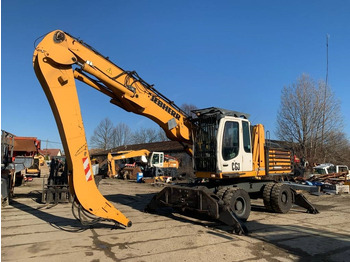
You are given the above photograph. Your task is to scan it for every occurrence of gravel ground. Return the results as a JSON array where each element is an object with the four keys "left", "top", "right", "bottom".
[{"left": 2, "top": 167, "right": 350, "bottom": 262}]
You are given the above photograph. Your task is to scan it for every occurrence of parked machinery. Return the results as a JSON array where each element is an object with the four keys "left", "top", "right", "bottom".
[
  {"left": 26, "top": 156, "right": 41, "bottom": 177},
  {"left": 33, "top": 30, "right": 318, "bottom": 233},
  {"left": 108, "top": 149, "right": 179, "bottom": 179},
  {"left": 1, "top": 130, "right": 35, "bottom": 205}
]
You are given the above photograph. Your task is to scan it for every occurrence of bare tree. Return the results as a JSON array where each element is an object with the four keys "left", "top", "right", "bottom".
[
  {"left": 276, "top": 74, "right": 345, "bottom": 165},
  {"left": 111, "top": 122, "right": 132, "bottom": 147},
  {"left": 90, "top": 118, "right": 115, "bottom": 150},
  {"left": 157, "top": 128, "right": 170, "bottom": 142},
  {"left": 130, "top": 127, "right": 170, "bottom": 144},
  {"left": 90, "top": 118, "right": 171, "bottom": 148},
  {"left": 323, "top": 130, "right": 350, "bottom": 166},
  {"left": 181, "top": 103, "right": 198, "bottom": 118},
  {"left": 131, "top": 127, "right": 159, "bottom": 144}
]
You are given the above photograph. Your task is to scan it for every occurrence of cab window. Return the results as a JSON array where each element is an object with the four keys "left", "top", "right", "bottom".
[
  {"left": 152, "top": 154, "right": 160, "bottom": 164},
  {"left": 328, "top": 166, "right": 336, "bottom": 173},
  {"left": 242, "top": 121, "right": 251, "bottom": 153},
  {"left": 222, "top": 121, "right": 239, "bottom": 161}
]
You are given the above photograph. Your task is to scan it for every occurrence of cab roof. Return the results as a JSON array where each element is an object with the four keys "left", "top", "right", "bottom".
[{"left": 192, "top": 107, "right": 250, "bottom": 119}]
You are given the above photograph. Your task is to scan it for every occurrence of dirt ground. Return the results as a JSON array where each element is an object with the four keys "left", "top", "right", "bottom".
[{"left": 1, "top": 167, "right": 350, "bottom": 262}]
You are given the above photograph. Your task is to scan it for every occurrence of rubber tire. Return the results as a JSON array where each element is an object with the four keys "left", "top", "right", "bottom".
[
  {"left": 263, "top": 183, "right": 275, "bottom": 212},
  {"left": 222, "top": 188, "right": 251, "bottom": 221},
  {"left": 270, "top": 183, "right": 292, "bottom": 213},
  {"left": 216, "top": 187, "right": 228, "bottom": 200}
]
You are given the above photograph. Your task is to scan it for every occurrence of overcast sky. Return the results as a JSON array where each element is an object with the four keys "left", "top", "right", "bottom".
[{"left": 2, "top": 0, "right": 350, "bottom": 150}]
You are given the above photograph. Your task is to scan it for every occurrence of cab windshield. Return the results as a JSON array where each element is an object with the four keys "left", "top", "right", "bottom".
[{"left": 313, "top": 168, "right": 326, "bottom": 175}]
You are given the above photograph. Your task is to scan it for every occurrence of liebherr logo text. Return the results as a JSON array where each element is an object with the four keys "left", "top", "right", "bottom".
[{"left": 151, "top": 96, "right": 181, "bottom": 120}]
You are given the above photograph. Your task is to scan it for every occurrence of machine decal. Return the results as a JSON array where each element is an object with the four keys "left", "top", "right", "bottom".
[
  {"left": 151, "top": 95, "right": 181, "bottom": 120},
  {"left": 82, "top": 157, "right": 93, "bottom": 182},
  {"left": 232, "top": 162, "right": 240, "bottom": 171}
]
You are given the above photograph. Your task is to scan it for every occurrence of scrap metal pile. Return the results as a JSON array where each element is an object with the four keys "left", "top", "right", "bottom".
[
  {"left": 291, "top": 166, "right": 350, "bottom": 195},
  {"left": 304, "top": 171, "right": 349, "bottom": 184}
]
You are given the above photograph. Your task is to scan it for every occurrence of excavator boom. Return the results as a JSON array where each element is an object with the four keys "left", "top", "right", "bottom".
[{"left": 34, "top": 30, "right": 192, "bottom": 143}]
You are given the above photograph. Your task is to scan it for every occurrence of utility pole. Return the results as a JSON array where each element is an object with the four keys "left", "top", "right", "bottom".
[
  {"left": 321, "top": 34, "right": 329, "bottom": 162},
  {"left": 326, "top": 33, "right": 329, "bottom": 86}
]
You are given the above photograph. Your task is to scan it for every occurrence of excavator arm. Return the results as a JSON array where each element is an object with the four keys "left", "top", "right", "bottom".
[
  {"left": 34, "top": 30, "right": 192, "bottom": 143},
  {"left": 33, "top": 30, "right": 191, "bottom": 227}
]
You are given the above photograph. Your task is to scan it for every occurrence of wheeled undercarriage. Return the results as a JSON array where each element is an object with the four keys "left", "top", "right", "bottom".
[{"left": 146, "top": 179, "right": 319, "bottom": 235}]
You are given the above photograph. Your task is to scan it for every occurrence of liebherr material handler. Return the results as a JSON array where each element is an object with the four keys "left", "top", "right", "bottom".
[
  {"left": 33, "top": 30, "right": 318, "bottom": 234},
  {"left": 108, "top": 150, "right": 179, "bottom": 178}
]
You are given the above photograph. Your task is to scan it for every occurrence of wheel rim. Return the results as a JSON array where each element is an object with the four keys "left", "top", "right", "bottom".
[
  {"left": 234, "top": 197, "right": 246, "bottom": 215},
  {"left": 281, "top": 192, "right": 288, "bottom": 204}
]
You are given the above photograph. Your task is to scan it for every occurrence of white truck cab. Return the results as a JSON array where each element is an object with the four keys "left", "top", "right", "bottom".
[{"left": 313, "top": 163, "right": 349, "bottom": 178}]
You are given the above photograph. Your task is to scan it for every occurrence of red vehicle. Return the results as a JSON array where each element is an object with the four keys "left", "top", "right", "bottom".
[{"left": 1, "top": 131, "right": 41, "bottom": 205}]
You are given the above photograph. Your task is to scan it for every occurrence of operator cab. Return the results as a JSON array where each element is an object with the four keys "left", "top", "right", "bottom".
[
  {"left": 149, "top": 152, "right": 164, "bottom": 168},
  {"left": 192, "top": 107, "right": 253, "bottom": 178}
]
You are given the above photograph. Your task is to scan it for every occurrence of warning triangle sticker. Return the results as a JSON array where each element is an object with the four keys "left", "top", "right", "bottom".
[{"left": 106, "top": 68, "right": 112, "bottom": 75}]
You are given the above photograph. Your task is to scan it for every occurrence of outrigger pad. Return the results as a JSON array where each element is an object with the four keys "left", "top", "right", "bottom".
[
  {"left": 291, "top": 189, "right": 319, "bottom": 214},
  {"left": 218, "top": 208, "right": 248, "bottom": 235}
]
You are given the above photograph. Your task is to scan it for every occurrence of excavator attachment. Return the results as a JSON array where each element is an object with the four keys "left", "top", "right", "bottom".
[{"left": 33, "top": 30, "right": 131, "bottom": 228}]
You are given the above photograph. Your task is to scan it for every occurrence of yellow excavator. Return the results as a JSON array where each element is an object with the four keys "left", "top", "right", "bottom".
[
  {"left": 107, "top": 149, "right": 179, "bottom": 179},
  {"left": 33, "top": 30, "right": 318, "bottom": 234}
]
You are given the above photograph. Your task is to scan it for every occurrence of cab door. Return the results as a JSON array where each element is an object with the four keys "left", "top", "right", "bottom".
[
  {"left": 241, "top": 120, "right": 253, "bottom": 171},
  {"left": 217, "top": 118, "right": 252, "bottom": 173}
]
